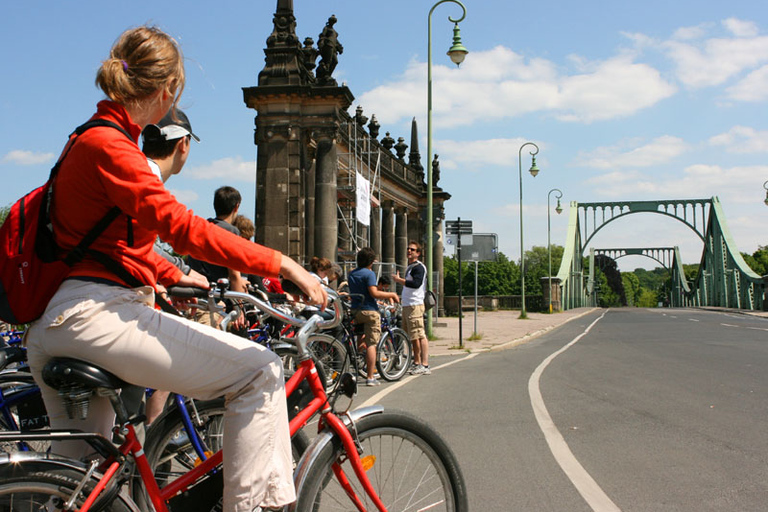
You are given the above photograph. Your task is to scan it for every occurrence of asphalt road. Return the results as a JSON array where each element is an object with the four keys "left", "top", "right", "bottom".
[{"left": 353, "top": 308, "right": 768, "bottom": 511}]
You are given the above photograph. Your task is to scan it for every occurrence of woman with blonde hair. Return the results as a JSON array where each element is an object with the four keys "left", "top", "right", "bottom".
[{"left": 25, "top": 26, "right": 323, "bottom": 512}]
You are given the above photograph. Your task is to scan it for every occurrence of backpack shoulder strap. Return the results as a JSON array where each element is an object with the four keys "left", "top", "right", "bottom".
[{"left": 56, "top": 120, "right": 133, "bottom": 265}]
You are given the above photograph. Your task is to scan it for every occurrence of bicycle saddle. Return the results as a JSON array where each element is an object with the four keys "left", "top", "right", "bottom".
[{"left": 42, "top": 357, "right": 128, "bottom": 391}]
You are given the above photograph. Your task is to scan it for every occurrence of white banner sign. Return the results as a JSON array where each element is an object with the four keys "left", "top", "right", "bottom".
[{"left": 356, "top": 172, "right": 371, "bottom": 226}]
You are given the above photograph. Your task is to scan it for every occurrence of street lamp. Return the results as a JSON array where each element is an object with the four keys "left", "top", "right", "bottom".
[
  {"left": 763, "top": 180, "right": 768, "bottom": 206},
  {"left": 547, "top": 188, "right": 563, "bottom": 314},
  {"left": 427, "top": 0, "right": 467, "bottom": 335},
  {"left": 518, "top": 142, "right": 540, "bottom": 319}
]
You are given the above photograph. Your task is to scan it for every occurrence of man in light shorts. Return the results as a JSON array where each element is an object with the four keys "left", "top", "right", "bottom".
[{"left": 394, "top": 241, "right": 430, "bottom": 375}]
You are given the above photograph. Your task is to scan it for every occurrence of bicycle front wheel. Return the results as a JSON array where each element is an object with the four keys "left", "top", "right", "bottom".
[
  {"left": 306, "top": 333, "right": 348, "bottom": 392},
  {"left": 295, "top": 410, "right": 468, "bottom": 511},
  {"left": 376, "top": 328, "right": 412, "bottom": 381}
]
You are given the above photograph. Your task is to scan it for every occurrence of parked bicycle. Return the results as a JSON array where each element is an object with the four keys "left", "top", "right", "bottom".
[{"left": 0, "top": 286, "right": 467, "bottom": 511}]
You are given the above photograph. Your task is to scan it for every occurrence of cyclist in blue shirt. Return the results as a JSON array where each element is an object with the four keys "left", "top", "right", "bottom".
[{"left": 347, "top": 247, "right": 399, "bottom": 386}]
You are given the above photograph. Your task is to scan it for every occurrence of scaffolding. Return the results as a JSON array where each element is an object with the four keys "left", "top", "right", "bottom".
[{"left": 336, "top": 117, "right": 383, "bottom": 260}]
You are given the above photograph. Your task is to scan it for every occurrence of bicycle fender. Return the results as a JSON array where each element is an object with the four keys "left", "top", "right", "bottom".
[
  {"left": 0, "top": 451, "right": 141, "bottom": 512},
  {"left": 290, "top": 405, "right": 384, "bottom": 510}
]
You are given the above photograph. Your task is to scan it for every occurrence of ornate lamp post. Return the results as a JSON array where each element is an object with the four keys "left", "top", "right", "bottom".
[
  {"left": 427, "top": 0, "right": 467, "bottom": 335},
  {"left": 518, "top": 142, "right": 540, "bottom": 319},
  {"left": 763, "top": 180, "right": 768, "bottom": 206},
  {"left": 547, "top": 188, "right": 563, "bottom": 314}
]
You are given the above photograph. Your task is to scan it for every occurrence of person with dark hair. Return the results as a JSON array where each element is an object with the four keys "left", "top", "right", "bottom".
[
  {"left": 347, "top": 247, "right": 399, "bottom": 386},
  {"left": 23, "top": 25, "right": 325, "bottom": 512},
  {"left": 188, "top": 186, "right": 249, "bottom": 293},
  {"left": 394, "top": 240, "right": 430, "bottom": 375}
]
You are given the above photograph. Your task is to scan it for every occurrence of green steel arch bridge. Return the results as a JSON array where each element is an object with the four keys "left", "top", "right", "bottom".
[{"left": 556, "top": 198, "right": 765, "bottom": 311}]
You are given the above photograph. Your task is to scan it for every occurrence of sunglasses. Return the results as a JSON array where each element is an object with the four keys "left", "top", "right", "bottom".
[{"left": 407, "top": 247, "right": 418, "bottom": 252}]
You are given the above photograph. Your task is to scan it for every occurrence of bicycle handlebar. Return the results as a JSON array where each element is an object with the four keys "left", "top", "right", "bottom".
[{"left": 166, "top": 283, "right": 343, "bottom": 354}]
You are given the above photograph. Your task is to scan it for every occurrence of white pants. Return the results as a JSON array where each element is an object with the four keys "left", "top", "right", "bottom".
[{"left": 26, "top": 280, "right": 295, "bottom": 511}]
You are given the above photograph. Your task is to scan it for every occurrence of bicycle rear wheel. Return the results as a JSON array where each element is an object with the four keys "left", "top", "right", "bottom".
[
  {"left": 137, "top": 397, "right": 310, "bottom": 509},
  {"left": 294, "top": 410, "right": 468, "bottom": 511},
  {"left": 0, "top": 459, "right": 134, "bottom": 511},
  {"left": 376, "top": 328, "right": 412, "bottom": 381},
  {"left": 0, "top": 372, "right": 50, "bottom": 453}
]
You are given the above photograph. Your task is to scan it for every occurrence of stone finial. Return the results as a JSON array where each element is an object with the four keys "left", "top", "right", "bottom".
[
  {"left": 355, "top": 105, "right": 368, "bottom": 127},
  {"left": 368, "top": 115, "right": 380, "bottom": 138},
  {"left": 381, "top": 132, "right": 395, "bottom": 151},
  {"left": 394, "top": 137, "right": 408, "bottom": 160},
  {"left": 300, "top": 37, "right": 319, "bottom": 78},
  {"left": 408, "top": 117, "right": 423, "bottom": 173}
]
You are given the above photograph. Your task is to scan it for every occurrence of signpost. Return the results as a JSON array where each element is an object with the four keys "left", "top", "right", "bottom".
[{"left": 445, "top": 219, "right": 472, "bottom": 347}]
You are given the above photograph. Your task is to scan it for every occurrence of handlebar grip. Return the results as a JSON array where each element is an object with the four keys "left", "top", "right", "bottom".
[{"left": 166, "top": 286, "right": 209, "bottom": 299}]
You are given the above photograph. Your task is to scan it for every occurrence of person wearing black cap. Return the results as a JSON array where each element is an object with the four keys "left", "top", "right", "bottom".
[
  {"left": 142, "top": 108, "right": 202, "bottom": 278},
  {"left": 142, "top": 107, "right": 199, "bottom": 183}
]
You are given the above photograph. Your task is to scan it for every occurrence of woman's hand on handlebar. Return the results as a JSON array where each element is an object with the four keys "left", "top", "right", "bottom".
[
  {"left": 175, "top": 269, "right": 210, "bottom": 290},
  {"left": 279, "top": 255, "right": 328, "bottom": 309}
]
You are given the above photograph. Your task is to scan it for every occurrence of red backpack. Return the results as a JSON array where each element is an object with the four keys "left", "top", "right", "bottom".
[{"left": 0, "top": 120, "right": 131, "bottom": 325}]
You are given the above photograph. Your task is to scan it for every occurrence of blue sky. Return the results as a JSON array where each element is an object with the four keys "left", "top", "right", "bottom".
[{"left": 2, "top": 1, "right": 767, "bottom": 272}]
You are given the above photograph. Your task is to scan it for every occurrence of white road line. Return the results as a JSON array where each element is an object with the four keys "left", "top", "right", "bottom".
[
  {"left": 689, "top": 318, "right": 700, "bottom": 322},
  {"left": 528, "top": 309, "right": 621, "bottom": 512},
  {"left": 360, "top": 353, "right": 480, "bottom": 408},
  {"left": 721, "top": 323, "right": 739, "bottom": 328}
]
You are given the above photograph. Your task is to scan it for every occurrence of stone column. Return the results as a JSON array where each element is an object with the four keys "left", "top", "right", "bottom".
[
  {"left": 314, "top": 134, "right": 338, "bottom": 261},
  {"left": 395, "top": 208, "right": 408, "bottom": 275},
  {"left": 370, "top": 206, "right": 381, "bottom": 260},
  {"left": 304, "top": 153, "right": 316, "bottom": 265},
  {"left": 381, "top": 201, "right": 395, "bottom": 269}
]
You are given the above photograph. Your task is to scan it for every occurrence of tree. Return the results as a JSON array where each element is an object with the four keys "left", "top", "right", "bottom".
[
  {"left": 443, "top": 252, "right": 519, "bottom": 296},
  {"left": 742, "top": 245, "right": 768, "bottom": 276}
]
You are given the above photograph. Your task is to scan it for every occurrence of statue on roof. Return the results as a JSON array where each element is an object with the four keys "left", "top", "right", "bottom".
[{"left": 316, "top": 15, "right": 343, "bottom": 86}]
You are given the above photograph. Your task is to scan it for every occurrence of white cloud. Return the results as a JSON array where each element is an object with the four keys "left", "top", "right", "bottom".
[
  {"left": 574, "top": 136, "right": 690, "bottom": 169},
  {"left": 356, "top": 46, "right": 675, "bottom": 127},
  {"left": 167, "top": 189, "right": 199, "bottom": 205},
  {"left": 662, "top": 31, "right": 768, "bottom": 88},
  {"left": 184, "top": 156, "right": 256, "bottom": 181},
  {"left": 432, "top": 137, "right": 538, "bottom": 171},
  {"left": 585, "top": 164, "right": 768, "bottom": 205},
  {"left": 671, "top": 24, "right": 711, "bottom": 41},
  {"left": 709, "top": 126, "right": 768, "bottom": 153},
  {"left": 726, "top": 65, "right": 768, "bottom": 101},
  {"left": 723, "top": 18, "right": 759, "bottom": 38},
  {"left": 1, "top": 150, "right": 55, "bottom": 166}
]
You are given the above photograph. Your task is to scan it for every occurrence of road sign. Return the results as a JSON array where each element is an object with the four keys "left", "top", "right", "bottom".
[
  {"left": 445, "top": 234, "right": 473, "bottom": 247},
  {"left": 461, "top": 233, "right": 498, "bottom": 262},
  {"left": 445, "top": 219, "right": 473, "bottom": 235}
]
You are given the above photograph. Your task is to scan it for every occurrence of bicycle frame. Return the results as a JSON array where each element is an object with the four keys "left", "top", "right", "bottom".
[{"left": 0, "top": 288, "right": 391, "bottom": 511}]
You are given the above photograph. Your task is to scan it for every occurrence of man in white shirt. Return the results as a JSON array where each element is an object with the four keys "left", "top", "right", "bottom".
[{"left": 393, "top": 241, "right": 430, "bottom": 375}]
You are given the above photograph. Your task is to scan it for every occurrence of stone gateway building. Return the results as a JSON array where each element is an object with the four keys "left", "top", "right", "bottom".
[{"left": 242, "top": 0, "right": 450, "bottom": 307}]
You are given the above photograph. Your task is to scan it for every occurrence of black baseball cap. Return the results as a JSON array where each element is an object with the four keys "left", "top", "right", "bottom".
[{"left": 144, "top": 108, "right": 200, "bottom": 143}]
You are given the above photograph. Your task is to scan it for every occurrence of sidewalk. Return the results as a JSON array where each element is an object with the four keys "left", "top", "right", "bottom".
[{"left": 428, "top": 307, "right": 598, "bottom": 357}]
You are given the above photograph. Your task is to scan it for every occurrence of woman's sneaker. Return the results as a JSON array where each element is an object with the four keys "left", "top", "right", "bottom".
[
  {"left": 366, "top": 378, "right": 381, "bottom": 386},
  {"left": 408, "top": 364, "right": 422, "bottom": 375},
  {"left": 412, "top": 365, "right": 431, "bottom": 375}
]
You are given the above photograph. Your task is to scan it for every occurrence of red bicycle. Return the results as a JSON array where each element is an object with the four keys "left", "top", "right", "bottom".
[{"left": 0, "top": 287, "right": 467, "bottom": 511}]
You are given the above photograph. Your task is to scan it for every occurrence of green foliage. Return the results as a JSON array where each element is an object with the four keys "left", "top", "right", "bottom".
[
  {"left": 0, "top": 205, "right": 9, "bottom": 226},
  {"left": 444, "top": 252, "right": 520, "bottom": 296},
  {"left": 742, "top": 245, "right": 768, "bottom": 276}
]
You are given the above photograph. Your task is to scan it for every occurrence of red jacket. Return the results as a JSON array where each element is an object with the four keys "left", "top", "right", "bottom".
[{"left": 53, "top": 101, "right": 281, "bottom": 289}]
